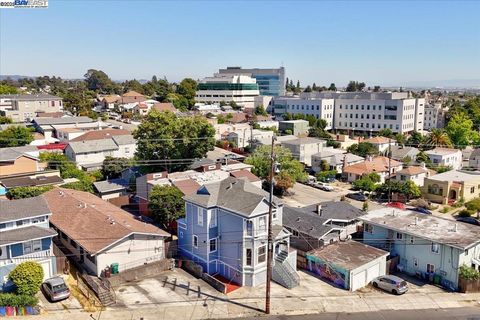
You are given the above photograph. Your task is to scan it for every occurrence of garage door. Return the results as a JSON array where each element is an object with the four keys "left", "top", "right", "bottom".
[
  {"left": 39, "top": 260, "right": 52, "bottom": 280},
  {"left": 350, "top": 270, "right": 366, "bottom": 291},
  {"left": 366, "top": 263, "right": 380, "bottom": 284}
]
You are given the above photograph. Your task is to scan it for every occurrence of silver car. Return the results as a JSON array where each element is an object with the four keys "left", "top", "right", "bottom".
[
  {"left": 371, "top": 275, "right": 408, "bottom": 295},
  {"left": 42, "top": 277, "right": 70, "bottom": 302}
]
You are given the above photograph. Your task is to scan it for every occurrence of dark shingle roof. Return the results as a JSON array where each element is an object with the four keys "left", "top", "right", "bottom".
[
  {"left": 283, "top": 201, "right": 365, "bottom": 239},
  {"left": 0, "top": 196, "right": 51, "bottom": 223},
  {"left": 184, "top": 177, "right": 280, "bottom": 217},
  {"left": 0, "top": 175, "right": 64, "bottom": 188},
  {"left": 33, "top": 116, "right": 94, "bottom": 126},
  {"left": 0, "top": 226, "right": 57, "bottom": 246}
]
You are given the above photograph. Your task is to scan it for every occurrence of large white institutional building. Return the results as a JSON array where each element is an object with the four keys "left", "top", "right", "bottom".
[{"left": 271, "top": 92, "right": 425, "bottom": 134}]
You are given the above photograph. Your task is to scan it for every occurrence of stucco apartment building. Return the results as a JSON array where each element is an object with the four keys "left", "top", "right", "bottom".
[
  {"left": 362, "top": 208, "right": 480, "bottom": 291},
  {"left": 425, "top": 148, "right": 463, "bottom": 170},
  {"left": 281, "top": 137, "right": 327, "bottom": 166},
  {"left": 43, "top": 188, "right": 170, "bottom": 276},
  {"left": 423, "top": 170, "right": 480, "bottom": 204},
  {"left": 0, "top": 94, "right": 63, "bottom": 122}
]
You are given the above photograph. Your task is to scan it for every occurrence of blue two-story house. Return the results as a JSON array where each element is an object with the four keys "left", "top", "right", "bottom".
[
  {"left": 0, "top": 196, "right": 57, "bottom": 290},
  {"left": 177, "top": 177, "right": 299, "bottom": 288},
  {"left": 361, "top": 208, "right": 480, "bottom": 291}
]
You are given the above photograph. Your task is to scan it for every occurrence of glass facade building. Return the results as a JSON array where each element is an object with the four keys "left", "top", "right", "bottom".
[{"left": 218, "top": 67, "right": 285, "bottom": 96}]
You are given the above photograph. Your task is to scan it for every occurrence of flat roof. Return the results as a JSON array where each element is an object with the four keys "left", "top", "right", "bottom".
[
  {"left": 307, "top": 241, "right": 388, "bottom": 271},
  {"left": 428, "top": 170, "right": 480, "bottom": 182},
  {"left": 360, "top": 208, "right": 480, "bottom": 250}
]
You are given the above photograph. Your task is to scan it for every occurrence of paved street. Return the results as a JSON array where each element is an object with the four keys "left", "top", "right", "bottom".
[{"left": 239, "top": 307, "right": 480, "bottom": 320}]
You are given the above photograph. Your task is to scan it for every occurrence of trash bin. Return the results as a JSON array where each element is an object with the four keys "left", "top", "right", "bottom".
[
  {"left": 104, "top": 267, "right": 111, "bottom": 278},
  {"left": 434, "top": 274, "right": 442, "bottom": 285},
  {"left": 111, "top": 263, "right": 119, "bottom": 274}
]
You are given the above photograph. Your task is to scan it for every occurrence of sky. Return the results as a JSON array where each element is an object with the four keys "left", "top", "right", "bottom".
[{"left": 0, "top": 0, "right": 479, "bottom": 87}]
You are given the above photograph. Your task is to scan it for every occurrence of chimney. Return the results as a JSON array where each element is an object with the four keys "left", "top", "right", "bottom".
[
  {"left": 454, "top": 223, "right": 458, "bottom": 232},
  {"left": 317, "top": 204, "right": 322, "bottom": 215}
]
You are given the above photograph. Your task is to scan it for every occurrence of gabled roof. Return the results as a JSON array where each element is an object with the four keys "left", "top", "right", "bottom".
[
  {"left": 0, "top": 196, "right": 51, "bottom": 223},
  {"left": 152, "top": 103, "right": 177, "bottom": 113},
  {"left": 283, "top": 202, "right": 365, "bottom": 239},
  {"left": 67, "top": 139, "right": 118, "bottom": 154},
  {"left": 396, "top": 166, "right": 429, "bottom": 176},
  {"left": 364, "top": 136, "right": 392, "bottom": 144},
  {"left": 184, "top": 177, "right": 280, "bottom": 217},
  {"left": 0, "top": 226, "right": 57, "bottom": 247},
  {"left": 425, "top": 147, "right": 461, "bottom": 156},
  {"left": 111, "top": 134, "right": 136, "bottom": 146},
  {"left": 122, "top": 91, "right": 145, "bottom": 97},
  {"left": 43, "top": 188, "right": 170, "bottom": 255},
  {"left": 71, "top": 129, "right": 130, "bottom": 142},
  {"left": 343, "top": 156, "right": 402, "bottom": 176},
  {"left": 390, "top": 146, "right": 420, "bottom": 161},
  {"left": 0, "top": 146, "right": 39, "bottom": 162}
]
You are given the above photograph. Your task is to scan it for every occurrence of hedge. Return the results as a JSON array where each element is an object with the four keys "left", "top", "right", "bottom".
[{"left": 0, "top": 294, "right": 38, "bottom": 307}]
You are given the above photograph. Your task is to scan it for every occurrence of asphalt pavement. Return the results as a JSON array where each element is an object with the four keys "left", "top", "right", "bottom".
[{"left": 238, "top": 307, "right": 480, "bottom": 320}]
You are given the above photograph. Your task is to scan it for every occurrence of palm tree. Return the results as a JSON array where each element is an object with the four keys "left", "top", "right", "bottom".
[{"left": 425, "top": 129, "right": 453, "bottom": 148}]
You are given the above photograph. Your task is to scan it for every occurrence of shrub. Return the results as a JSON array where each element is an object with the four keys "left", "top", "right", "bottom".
[
  {"left": 459, "top": 264, "right": 480, "bottom": 280},
  {"left": 0, "top": 294, "right": 38, "bottom": 307},
  {"left": 458, "top": 209, "right": 474, "bottom": 217},
  {"left": 9, "top": 262, "right": 44, "bottom": 296},
  {"left": 440, "top": 206, "right": 452, "bottom": 213}
]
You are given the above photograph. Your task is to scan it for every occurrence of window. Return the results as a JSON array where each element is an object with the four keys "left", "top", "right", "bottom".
[
  {"left": 23, "top": 240, "right": 42, "bottom": 254},
  {"left": 413, "top": 258, "right": 418, "bottom": 267},
  {"left": 209, "top": 210, "right": 217, "bottom": 228},
  {"left": 246, "top": 220, "right": 253, "bottom": 236},
  {"left": 70, "top": 239, "right": 77, "bottom": 248},
  {"left": 209, "top": 238, "right": 217, "bottom": 252},
  {"left": 193, "top": 235, "right": 198, "bottom": 248},
  {"left": 427, "top": 263, "right": 435, "bottom": 273},
  {"left": 197, "top": 209, "right": 203, "bottom": 226},
  {"left": 396, "top": 232, "right": 403, "bottom": 240},
  {"left": 471, "top": 187, "right": 475, "bottom": 194},
  {"left": 431, "top": 243, "right": 439, "bottom": 254},
  {"left": 32, "top": 216, "right": 46, "bottom": 224},
  {"left": 410, "top": 236, "right": 414, "bottom": 244},
  {"left": 258, "top": 245, "right": 266, "bottom": 264},
  {"left": 292, "top": 229, "right": 299, "bottom": 237},
  {"left": 259, "top": 216, "right": 267, "bottom": 233},
  {"left": 365, "top": 224, "right": 374, "bottom": 234},
  {"left": 246, "top": 248, "right": 252, "bottom": 266}
]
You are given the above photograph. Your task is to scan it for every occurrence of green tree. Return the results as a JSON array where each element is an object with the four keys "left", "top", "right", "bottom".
[
  {"left": 0, "top": 84, "right": 18, "bottom": 94},
  {"left": 245, "top": 145, "right": 307, "bottom": 183},
  {"left": 0, "top": 116, "right": 12, "bottom": 124},
  {"left": 401, "top": 180, "right": 421, "bottom": 200},
  {"left": 346, "top": 81, "right": 366, "bottom": 92},
  {"left": 9, "top": 261, "right": 44, "bottom": 295},
  {"left": 176, "top": 78, "right": 197, "bottom": 107},
  {"left": 328, "top": 83, "right": 336, "bottom": 91},
  {"left": 7, "top": 186, "right": 54, "bottom": 199},
  {"left": 102, "top": 156, "right": 133, "bottom": 179},
  {"left": 352, "top": 173, "right": 380, "bottom": 193},
  {"left": 425, "top": 128, "right": 453, "bottom": 148},
  {"left": 84, "top": 69, "right": 118, "bottom": 93},
  {"left": 445, "top": 112, "right": 478, "bottom": 149},
  {"left": 415, "top": 151, "right": 430, "bottom": 164},
  {"left": 362, "top": 201, "right": 369, "bottom": 212},
  {"left": 378, "top": 128, "right": 394, "bottom": 138},
  {"left": 406, "top": 131, "right": 424, "bottom": 147},
  {"left": 395, "top": 133, "right": 406, "bottom": 146},
  {"left": 347, "top": 142, "right": 378, "bottom": 157},
  {"left": 0, "top": 126, "right": 33, "bottom": 147},
  {"left": 303, "top": 85, "right": 312, "bottom": 93},
  {"left": 466, "top": 198, "right": 480, "bottom": 217},
  {"left": 254, "top": 105, "right": 268, "bottom": 116},
  {"left": 123, "top": 79, "right": 145, "bottom": 94},
  {"left": 148, "top": 185, "right": 184, "bottom": 229},
  {"left": 134, "top": 110, "right": 215, "bottom": 172},
  {"left": 373, "top": 86, "right": 381, "bottom": 92}
]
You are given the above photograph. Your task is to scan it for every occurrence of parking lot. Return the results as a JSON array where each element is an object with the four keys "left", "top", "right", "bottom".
[{"left": 283, "top": 182, "right": 384, "bottom": 211}]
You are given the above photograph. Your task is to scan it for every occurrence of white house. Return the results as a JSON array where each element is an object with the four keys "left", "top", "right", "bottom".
[
  {"left": 311, "top": 148, "right": 364, "bottom": 173},
  {"left": 363, "top": 136, "right": 396, "bottom": 154},
  {"left": 43, "top": 188, "right": 171, "bottom": 277},
  {"left": 469, "top": 149, "right": 480, "bottom": 170},
  {"left": 65, "top": 134, "right": 136, "bottom": 171},
  {"left": 281, "top": 137, "right": 327, "bottom": 166},
  {"left": 395, "top": 165, "right": 434, "bottom": 187},
  {"left": 227, "top": 129, "right": 274, "bottom": 149},
  {"left": 425, "top": 148, "right": 462, "bottom": 170}
]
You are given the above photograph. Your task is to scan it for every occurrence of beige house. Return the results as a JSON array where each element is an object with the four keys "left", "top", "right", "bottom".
[
  {"left": 43, "top": 188, "right": 170, "bottom": 277},
  {"left": 395, "top": 165, "right": 435, "bottom": 187},
  {"left": 0, "top": 146, "right": 46, "bottom": 177},
  {"left": 0, "top": 94, "right": 63, "bottom": 122},
  {"left": 281, "top": 137, "right": 328, "bottom": 166},
  {"left": 343, "top": 156, "right": 403, "bottom": 183},
  {"left": 423, "top": 170, "right": 480, "bottom": 204}
]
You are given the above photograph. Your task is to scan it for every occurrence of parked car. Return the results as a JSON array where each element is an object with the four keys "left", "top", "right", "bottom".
[
  {"left": 313, "top": 182, "right": 334, "bottom": 191},
  {"left": 345, "top": 192, "right": 368, "bottom": 202},
  {"left": 371, "top": 275, "right": 408, "bottom": 295},
  {"left": 42, "top": 277, "right": 70, "bottom": 302},
  {"left": 456, "top": 216, "right": 480, "bottom": 226},
  {"left": 411, "top": 207, "right": 432, "bottom": 215},
  {"left": 387, "top": 202, "right": 406, "bottom": 210}
]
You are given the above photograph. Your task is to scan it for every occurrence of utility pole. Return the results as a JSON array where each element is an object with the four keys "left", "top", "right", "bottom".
[
  {"left": 387, "top": 137, "right": 392, "bottom": 203},
  {"left": 265, "top": 135, "right": 275, "bottom": 314}
]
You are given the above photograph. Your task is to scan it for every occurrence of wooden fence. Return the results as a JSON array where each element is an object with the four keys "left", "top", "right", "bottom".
[{"left": 459, "top": 278, "right": 480, "bottom": 293}]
